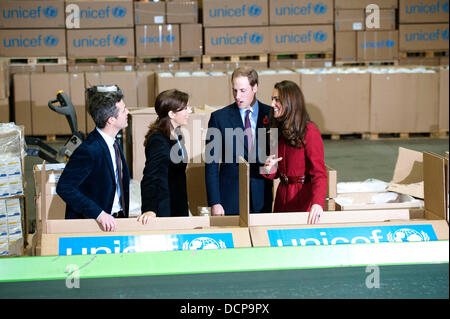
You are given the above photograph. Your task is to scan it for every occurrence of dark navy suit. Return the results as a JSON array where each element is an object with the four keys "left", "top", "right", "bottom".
[
  {"left": 205, "top": 101, "right": 273, "bottom": 215},
  {"left": 56, "top": 129, "right": 130, "bottom": 219}
]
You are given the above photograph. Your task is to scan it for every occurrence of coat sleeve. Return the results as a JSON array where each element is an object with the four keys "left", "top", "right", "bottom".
[
  {"left": 204, "top": 112, "right": 221, "bottom": 207},
  {"left": 304, "top": 123, "right": 327, "bottom": 209},
  {"left": 140, "top": 135, "right": 171, "bottom": 216},
  {"left": 56, "top": 144, "right": 103, "bottom": 219}
]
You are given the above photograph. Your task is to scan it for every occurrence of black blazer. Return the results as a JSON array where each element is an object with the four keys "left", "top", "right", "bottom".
[
  {"left": 140, "top": 132, "right": 189, "bottom": 217},
  {"left": 56, "top": 129, "right": 130, "bottom": 219},
  {"left": 204, "top": 101, "right": 273, "bottom": 215}
]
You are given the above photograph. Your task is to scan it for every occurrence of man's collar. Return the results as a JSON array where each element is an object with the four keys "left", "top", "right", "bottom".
[{"left": 96, "top": 127, "right": 115, "bottom": 146}]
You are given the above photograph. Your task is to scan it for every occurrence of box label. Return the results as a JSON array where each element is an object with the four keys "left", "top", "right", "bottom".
[
  {"left": 270, "top": 25, "right": 333, "bottom": 53},
  {"left": 203, "top": 0, "right": 268, "bottom": 26},
  {"left": 0, "top": 29, "right": 66, "bottom": 57},
  {"left": 0, "top": 1, "right": 64, "bottom": 28},
  {"left": 400, "top": 0, "right": 449, "bottom": 23},
  {"left": 403, "top": 25, "right": 449, "bottom": 44},
  {"left": 267, "top": 224, "right": 438, "bottom": 247},
  {"left": 205, "top": 27, "right": 269, "bottom": 54},
  {"left": 59, "top": 233, "right": 235, "bottom": 255}
]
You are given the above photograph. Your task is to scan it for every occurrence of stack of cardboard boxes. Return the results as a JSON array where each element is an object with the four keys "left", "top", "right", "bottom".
[
  {"left": 335, "top": 0, "right": 398, "bottom": 64},
  {"left": 0, "top": 60, "right": 9, "bottom": 123},
  {"left": 135, "top": 0, "right": 202, "bottom": 71},
  {"left": 398, "top": 0, "right": 449, "bottom": 66},
  {"left": 268, "top": 0, "right": 334, "bottom": 68}
]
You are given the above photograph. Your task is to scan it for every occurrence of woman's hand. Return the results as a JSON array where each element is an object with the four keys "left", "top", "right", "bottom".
[
  {"left": 307, "top": 204, "right": 323, "bottom": 224},
  {"left": 137, "top": 211, "right": 157, "bottom": 225},
  {"left": 262, "top": 155, "right": 282, "bottom": 175}
]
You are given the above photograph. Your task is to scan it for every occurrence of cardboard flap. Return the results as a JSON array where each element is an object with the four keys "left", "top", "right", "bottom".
[
  {"left": 423, "top": 152, "right": 446, "bottom": 220},
  {"left": 238, "top": 157, "right": 249, "bottom": 227},
  {"left": 387, "top": 147, "right": 424, "bottom": 198}
]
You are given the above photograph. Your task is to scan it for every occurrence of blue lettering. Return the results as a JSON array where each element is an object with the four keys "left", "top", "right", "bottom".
[
  {"left": 275, "top": 2, "right": 312, "bottom": 16},
  {"left": 210, "top": 32, "right": 248, "bottom": 46},
  {"left": 2, "top": 35, "right": 42, "bottom": 48},
  {"left": 405, "top": 0, "right": 449, "bottom": 15},
  {"left": 275, "top": 30, "right": 314, "bottom": 44},
  {"left": 72, "top": 34, "right": 113, "bottom": 48},
  {"left": 404, "top": 28, "right": 446, "bottom": 42},
  {"left": 2, "top": 5, "right": 42, "bottom": 19}
]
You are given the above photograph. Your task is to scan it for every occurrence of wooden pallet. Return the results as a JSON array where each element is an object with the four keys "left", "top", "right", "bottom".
[
  {"left": 270, "top": 52, "right": 333, "bottom": 61},
  {"left": 322, "top": 133, "right": 370, "bottom": 140},
  {"left": 335, "top": 60, "right": 399, "bottom": 67},
  {"left": 202, "top": 54, "right": 268, "bottom": 64},
  {"left": 7, "top": 56, "right": 67, "bottom": 65},
  {"left": 368, "top": 132, "right": 440, "bottom": 140},
  {"left": 137, "top": 56, "right": 201, "bottom": 64},
  {"left": 400, "top": 50, "right": 449, "bottom": 59},
  {"left": 68, "top": 56, "right": 135, "bottom": 65}
]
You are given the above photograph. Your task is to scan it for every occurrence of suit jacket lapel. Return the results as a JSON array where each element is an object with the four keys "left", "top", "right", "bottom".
[{"left": 93, "top": 129, "right": 115, "bottom": 182}]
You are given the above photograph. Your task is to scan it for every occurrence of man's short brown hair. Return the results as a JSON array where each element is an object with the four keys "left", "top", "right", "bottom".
[{"left": 231, "top": 66, "right": 259, "bottom": 87}]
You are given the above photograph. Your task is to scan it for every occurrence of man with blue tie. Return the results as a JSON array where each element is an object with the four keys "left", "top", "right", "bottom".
[
  {"left": 205, "top": 67, "right": 273, "bottom": 216},
  {"left": 56, "top": 85, "right": 130, "bottom": 232}
]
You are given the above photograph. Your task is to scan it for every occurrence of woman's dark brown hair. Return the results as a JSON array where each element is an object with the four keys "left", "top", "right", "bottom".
[
  {"left": 143, "top": 89, "right": 189, "bottom": 146},
  {"left": 271, "top": 80, "right": 311, "bottom": 148}
]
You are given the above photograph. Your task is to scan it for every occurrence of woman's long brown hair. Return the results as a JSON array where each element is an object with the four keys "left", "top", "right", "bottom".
[
  {"left": 143, "top": 89, "right": 189, "bottom": 146},
  {"left": 271, "top": 80, "right": 311, "bottom": 148}
]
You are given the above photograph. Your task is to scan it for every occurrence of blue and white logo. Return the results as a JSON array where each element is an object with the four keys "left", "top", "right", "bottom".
[
  {"left": 210, "top": 31, "right": 265, "bottom": 46},
  {"left": 139, "top": 33, "right": 176, "bottom": 44},
  {"left": 248, "top": 5, "right": 262, "bottom": 17},
  {"left": 443, "top": 29, "right": 449, "bottom": 40},
  {"left": 112, "top": 6, "right": 127, "bottom": 18},
  {"left": 361, "top": 39, "right": 396, "bottom": 48},
  {"left": 314, "top": 30, "right": 327, "bottom": 42},
  {"left": 44, "top": 35, "right": 58, "bottom": 47},
  {"left": 404, "top": 1, "right": 449, "bottom": 15},
  {"left": 208, "top": 4, "right": 262, "bottom": 18},
  {"left": 44, "top": 6, "right": 58, "bottom": 18},
  {"left": 275, "top": 29, "right": 329, "bottom": 44},
  {"left": 404, "top": 27, "right": 448, "bottom": 42},
  {"left": 267, "top": 224, "right": 438, "bottom": 247},
  {"left": 275, "top": 1, "right": 328, "bottom": 16},
  {"left": 113, "top": 34, "right": 127, "bottom": 46},
  {"left": 314, "top": 2, "right": 328, "bottom": 15},
  {"left": 250, "top": 32, "right": 263, "bottom": 44},
  {"left": 59, "top": 233, "right": 234, "bottom": 255}
]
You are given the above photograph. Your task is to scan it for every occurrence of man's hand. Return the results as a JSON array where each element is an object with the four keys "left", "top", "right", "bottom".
[
  {"left": 211, "top": 204, "right": 225, "bottom": 216},
  {"left": 137, "top": 211, "right": 156, "bottom": 225},
  {"left": 96, "top": 211, "right": 117, "bottom": 232},
  {"left": 307, "top": 204, "right": 323, "bottom": 224}
]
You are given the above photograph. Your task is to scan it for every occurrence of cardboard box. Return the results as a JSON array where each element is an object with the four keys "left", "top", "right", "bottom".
[
  {"left": 439, "top": 67, "right": 449, "bottom": 131},
  {"left": 335, "top": 9, "right": 365, "bottom": 31},
  {"left": 136, "top": 71, "right": 156, "bottom": 108},
  {"left": 12, "top": 73, "right": 32, "bottom": 135},
  {"left": 204, "top": 26, "right": 270, "bottom": 55},
  {"left": 365, "top": 9, "right": 396, "bottom": 31},
  {"left": 180, "top": 24, "right": 203, "bottom": 56},
  {"left": 67, "top": 28, "right": 135, "bottom": 58},
  {"left": 65, "top": 0, "right": 134, "bottom": 29},
  {"left": 399, "top": 0, "right": 449, "bottom": 24},
  {"left": 370, "top": 70, "right": 439, "bottom": 133},
  {"left": 399, "top": 24, "right": 449, "bottom": 52},
  {"left": 269, "top": 25, "right": 334, "bottom": 53},
  {"left": 85, "top": 71, "right": 138, "bottom": 132},
  {"left": 0, "top": 60, "right": 9, "bottom": 99},
  {"left": 0, "top": 29, "right": 66, "bottom": 57},
  {"left": 40, "top": 226, "right": 252, "bottom": 256},
  {"left": 257, "top": 70, "right": 301, "bottom": 106},
  {"left": 335, "top": 192, "right": 423, "bottom": 210},
  {"left": 166, "top": 0, "right": 198, "bottom": 24},
  {"left": 334, "top": 0, "right": 398, "bottom": 9},
  {"left": 269, "top": 59, "right": 333, "bottom": 69},
  {"left": 269, "top": 0, "right": 334, "bottom": 25},
  {"left": 203, "top": 0, "right": 269, "bottom": 27},
  {"left": 357, "top": 30, "right": 398, "bottom": 61},
  {"left": 423, "top": 151, "right": 448, "bottom": 222},
  {"left": 335, "top": 31, "right": 357, "bottom": 61},
  {"left": 0, "top": 98, "right": 9, "bottom": 123},
  {"left": 0, "top": 0, "right": 65, "bottom": 29},
  {"left": 134, "top": 0, "right": 165, "bottom": 25},
  {"left": 299, "top": 71, "right": 371, "bottom": 134},
  {"left": 135, "top": 25, "right": 180, "bottom": 57}
]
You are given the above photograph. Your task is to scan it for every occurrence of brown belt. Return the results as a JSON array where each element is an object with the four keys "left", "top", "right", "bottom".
[{"left": 279, "top": 174, "right": 311, "bottom": 185}]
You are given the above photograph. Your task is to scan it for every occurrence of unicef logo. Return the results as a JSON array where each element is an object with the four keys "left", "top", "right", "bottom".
[
  {"left": 385, "top": 40, "right": 395, "bottom": 48},
  {"left": 166, "top": 34, "right": 176, "bottom": 42},
  {"left": 442, "top": 29, "right": 449, "bottom": 40},
  {"left": 44, "top": 35, "right": 59, "bottom": 47},
  {"left": 314, "top": 2, "right": 328, "bottom": 15},
  {"left": 442, "top": 1, "right": 449, "bottom": 13},
  {"left": 250, "top": 32, "right": 263, "bottom": 44},
  {"left": 113, "top": 35, "right": 127, "bottom": 46},
  {"left": 112, "top": 6, "right": 127, "bottom": 18},
  {"left": 387, "top": 228, "right": 430, "bottom": 243},
  {"left": 314, "top": 31, "right": 327, "bottom": 42},
  {"left": 182, "top": 237, "right": 227, "bottom": 250},
  {"left": 44, "top": 6, "right": 58, "bottom": 18},
  {"left": 248, "top": 5, "right": 262, "bottom": 17}
]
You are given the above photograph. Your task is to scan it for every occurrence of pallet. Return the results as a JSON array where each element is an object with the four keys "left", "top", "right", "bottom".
[
  {"left": 400, "top": 50, "right": 449, "bottom": 59},
  {"left": 202, "top": 54, "right": 268, "bottom": 64},
  {"left": 335, "top": 60, "right": 399, "bottom": 67},
  {"left": 270, "top": 52, "right": 333, "bottom": 62},
  {"left": 6, "top": 56, "right": 67, "bottom": 65},
  {"left": 322, "top": 133, "right": 370, "bottom": 140},
  {"left": 368, "top": 132, "right": 440, "bottom": 140},
  {"left": 68, "top": 56, "right": 135, "bottom": 65},
  {"left": 137, "top": 56, "right": 201, "bottom": 64}
]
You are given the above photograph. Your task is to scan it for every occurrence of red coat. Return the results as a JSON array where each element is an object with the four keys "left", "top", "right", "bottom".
[{"left": 264, "top": 122, "right": 327, "bottom": 212}]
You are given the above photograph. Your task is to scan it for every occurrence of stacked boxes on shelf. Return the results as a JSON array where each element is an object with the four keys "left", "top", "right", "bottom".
[
  {"left": 0, "top": 123, "right": 25, "bottom": 256},
  {"left": 398, "top": 0, "right": 449, "bottom": 66},
  {"left": 0, "top": 59, "right": 9, "bottom": 123},
  {"left": 135, "top": 0, "right": 201, "bottom": 71},
  {"left": 334, "top": 0, "right": 398, "bottom": 64},
  {"left": 202, "top": 0, "right": 270, "bottom": 70},
  {"left": 268, "top": 0, "right": 334, "bottom": 68}
]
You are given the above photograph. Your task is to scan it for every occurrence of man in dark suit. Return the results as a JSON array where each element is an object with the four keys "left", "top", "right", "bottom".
[
  {"left": 205, "top": 67, "right": 273, "bottom": 216},
  {"left": 56, "top": 85, "right": 130, "bottom": 232}
]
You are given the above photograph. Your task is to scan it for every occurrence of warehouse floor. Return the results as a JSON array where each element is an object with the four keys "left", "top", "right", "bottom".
[{"left": 23, "top": 136, "right": 449, "bottom": 233}]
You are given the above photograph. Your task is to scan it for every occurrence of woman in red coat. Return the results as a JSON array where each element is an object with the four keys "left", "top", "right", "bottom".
[{"left": 262, "top": 80, "right": 327, "bottom": 224}]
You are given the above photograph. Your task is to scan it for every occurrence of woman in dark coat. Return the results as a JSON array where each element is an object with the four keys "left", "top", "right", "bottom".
[
  {"left": 263, "top": 80, "right": 327, "bottom": 224},
  {"left": 138, "top": 89, "right": 192, "bottom": 223}
]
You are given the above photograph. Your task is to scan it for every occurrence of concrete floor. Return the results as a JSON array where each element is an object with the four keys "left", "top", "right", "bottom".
[{"left": 23, "top": 137, "right": 449, "bottom": 233}]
